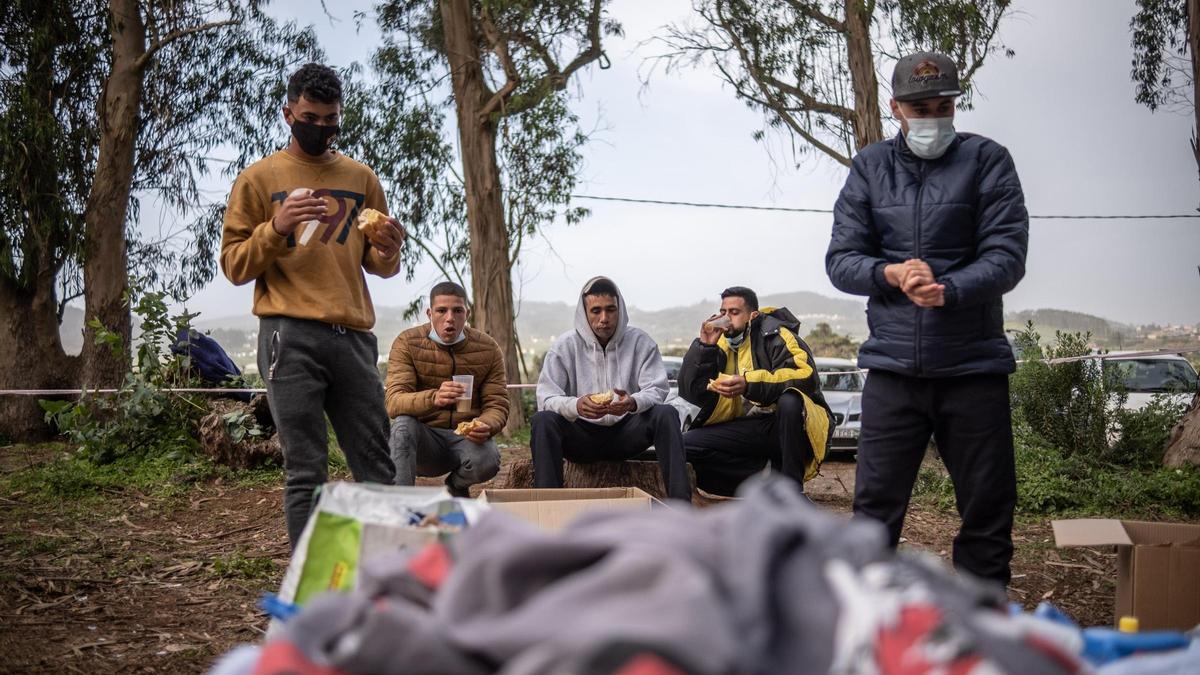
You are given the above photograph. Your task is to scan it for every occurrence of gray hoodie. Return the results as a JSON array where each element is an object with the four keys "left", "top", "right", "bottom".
[{"left": 536, "top": 276, "right": 668, "bottom": 426}]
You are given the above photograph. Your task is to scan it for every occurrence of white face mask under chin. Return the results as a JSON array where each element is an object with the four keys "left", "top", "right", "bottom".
[{"left": 903, "top": 115, "right": 956, "bottom": 159}]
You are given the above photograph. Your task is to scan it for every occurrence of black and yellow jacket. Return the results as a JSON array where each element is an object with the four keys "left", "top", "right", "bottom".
[{"left": 678, "top": 307, "right": 833, "bottom": 479}]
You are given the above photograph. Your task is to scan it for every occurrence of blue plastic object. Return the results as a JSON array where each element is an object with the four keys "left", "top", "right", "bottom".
[
  {"left": 259, "top": 593, "right": 300, "bottom": 621},
  {"left": 1030, "top": 602, "right": 1191, "bottom": 666},
  {"left": 1080, "top": 627, "right": 1191, "bottom": 666}
]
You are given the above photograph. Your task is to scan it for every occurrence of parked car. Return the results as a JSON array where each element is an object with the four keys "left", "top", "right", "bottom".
[
  {"left": 662, "top": 355, "right": 700, "bottom": 432},
  {"left": 1103, "top": 353, "right": 1199, "bottom": 412},
  {"left": 816, "top": 357, "right": 865, "bottom": 455}
]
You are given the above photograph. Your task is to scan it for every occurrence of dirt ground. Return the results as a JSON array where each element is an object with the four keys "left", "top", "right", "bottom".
[{"left": 0, "top": 445, "right": 1119, "bottom": 674}]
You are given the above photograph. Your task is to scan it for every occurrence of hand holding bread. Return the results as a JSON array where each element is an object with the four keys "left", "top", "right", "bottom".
[
  {"left": 577, "top": 389, "right": 633, "bottom": 419},
  {"left": 454, "top": 418, "right": 491, "bottom": 443},
  {"left": 707, "top": 373, "right": 747, "bottom": 398},
  {"left": 357, "top": 207, "right": 405, "bottom": 258}
]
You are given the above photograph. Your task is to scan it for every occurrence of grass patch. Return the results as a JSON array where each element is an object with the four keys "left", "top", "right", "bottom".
[
  {"left": 1, "top": 531, "right": 66, "bottom": 557},
  {"left": 912, "top": 425, "right": 1200, "bottom": 519},
  {"left": 228, "top": 464, "right": 284, "bottom": 488},
  {"left": 2, "top": 451, "right": 223, "bottom": 504},
  {"left": 498, "top": 423, "right": 531, "bottom": 449},
  {"left": 210, "top": 551, "right": 276, "bottom": 581}
]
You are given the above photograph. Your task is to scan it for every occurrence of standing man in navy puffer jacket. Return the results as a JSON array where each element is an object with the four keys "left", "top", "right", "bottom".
[{"left": 826, "top": 52, "right": 1028, "bottom": 588}]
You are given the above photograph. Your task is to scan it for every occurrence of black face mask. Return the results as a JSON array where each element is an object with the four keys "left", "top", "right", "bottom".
[{"left": 290, "top": 119, "right": 339, "bottom": 156}]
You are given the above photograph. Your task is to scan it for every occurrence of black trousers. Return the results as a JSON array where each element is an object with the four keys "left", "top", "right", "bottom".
[
  {"left": 530, "top": 405, "right": 692, "bottom": 500},
  {"left": 854, "top": 369, "right": 1016, "bottom": 587},
  {"left": 682, "top": 391, "right": 813, "bottom": 497},
  {"left": 257, "top": 317, "right": 395, "bottom": 548}
]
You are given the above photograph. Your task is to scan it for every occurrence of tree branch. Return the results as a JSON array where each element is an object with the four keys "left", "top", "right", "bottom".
[
  {"left": 406, "top": 230, "right": 461, "bottom": 293},
  {"left": 478, "top": 7, "right": 521, "bottom": 122},
  {"left": 759, "top": 72, "right": 856, "bottom": 118},
  {"left": 559, "top": 0, "right": 604, "bottom": 82},
  {"left": 737, "top": 86, "right": 852, "bottom": 166},
  {"left": 134, "top": 19, "right": 239, "bottom": 71},
  {"left": 495, "top": 0, "right": 605, "bottom": 118},
  {"left": 716, "top": 5, "right": 853, "bottom": 121},
  {"left": 781, "top": 0, "right": 845, "bottom": 32}
]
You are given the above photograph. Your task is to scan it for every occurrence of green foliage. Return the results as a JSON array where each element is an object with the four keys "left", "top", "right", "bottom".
[
  {"left": 210, "top": 551, "right": 276, "bottom": 581},
  {"left": 0, "top": 1, "right": 322, "bottom": 308},
  {"left": 804, "top": 322, "right": 859, "bottom": 359},
  {"left": 1009, "top": 323, "right": 1124, "bottom": 457},
  {"left": 913, "top": 324, "right": 1199, "bottom": 518},
  {"left": 1113, "top": 395, "right": 1190, "bottom": 468},
  {"left": 1009, "top": 323, "right": 1190, "bottom": 466},
  {"left": 357, "top": 1, "right": 617, "bottom": 304},
  {"left": 222, "top": 409, "right": 266, "bottom": 445},
  {"left": 1, "top": 531, "right": 66, "bottom": 557},
  {"left": 39, "top": 286, "right": 206, "bottom": 464},
  {"left": 656, "top": 1, "right": 1014, "bottom": 164},
  {"left": 1130, "top": 0, "right": 1190, "bottom": 113},
  {"left": 500, "top": 422, "right": 532, "bottom": 449},
  {"left": 4, "top": 451, "right": 219, "bottom": 504},
  {"left": 912, "top": 423, "right": 1200, "bottom": 518}
]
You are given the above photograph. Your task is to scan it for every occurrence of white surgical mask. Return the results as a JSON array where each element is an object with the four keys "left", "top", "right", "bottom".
[
  {"left": 429, "top": 328, "right": 466, "bottom": 346},
  {"left": 902, "top": 114, "right": 956, "bottom": 159}
]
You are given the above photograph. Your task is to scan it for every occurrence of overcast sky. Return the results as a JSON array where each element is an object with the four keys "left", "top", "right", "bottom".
[{"left": 171, "top": 0, "right": 1200, "bottom": 327}]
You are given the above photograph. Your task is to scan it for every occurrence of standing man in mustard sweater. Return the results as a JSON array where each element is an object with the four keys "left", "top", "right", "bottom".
[{"left": 221, "top": 63, "right": 406, "bottom": 547}]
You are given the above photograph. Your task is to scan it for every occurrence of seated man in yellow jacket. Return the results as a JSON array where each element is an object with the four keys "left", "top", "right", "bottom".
[
  {"left": 677, "top": 287, "right": 833, "bottom": 497},
  {"left": 385, "top": 282, "right": 509, "bottom": 497}
]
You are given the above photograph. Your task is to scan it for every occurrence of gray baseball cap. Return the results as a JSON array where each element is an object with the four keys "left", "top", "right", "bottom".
[{"left": 891, "top": 52, "right": 962, "bottom": 101}]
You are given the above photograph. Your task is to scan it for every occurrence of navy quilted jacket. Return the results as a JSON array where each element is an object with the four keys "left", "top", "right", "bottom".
[{"left": 826, "top": 133, "right": 1028, "bottom": 377}]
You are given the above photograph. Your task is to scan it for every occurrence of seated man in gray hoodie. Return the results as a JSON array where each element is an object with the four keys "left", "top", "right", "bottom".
[{"left": 532, "top": 276, "right": 691, "bottom": 500}]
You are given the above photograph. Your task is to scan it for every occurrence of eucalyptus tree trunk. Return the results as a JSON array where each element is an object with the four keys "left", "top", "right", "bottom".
[
  {"left": 80, "top": 0, "right": 144, "bottom": 388},
  {"left": 845, "top": 0, "right": 883, "bottom": 150},
  {"left": 440, "top": 0, "right": 526, "bottom": 433}
]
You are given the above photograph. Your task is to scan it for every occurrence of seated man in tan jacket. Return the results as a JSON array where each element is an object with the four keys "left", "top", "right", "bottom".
[{"left": 385, "top": 282, "right": 509, "bottom": 497}]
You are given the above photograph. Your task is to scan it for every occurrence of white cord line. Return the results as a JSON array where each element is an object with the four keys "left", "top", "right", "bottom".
[{"left": 2, "top": 348, "right": 1197, "bottom": 396}]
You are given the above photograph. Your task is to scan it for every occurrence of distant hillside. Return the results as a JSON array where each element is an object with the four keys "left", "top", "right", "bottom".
[
  {"left": 1005, "top": 308, "right": 1137, "bottom": 346},
  {"left": 58, "top": 295, "right": 1155, "bottom": 370},
  {"left": 515, "top": 291, "right": 868, "bottom": 353}
]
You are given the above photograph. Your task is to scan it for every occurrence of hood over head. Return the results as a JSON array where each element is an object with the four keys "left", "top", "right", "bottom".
[{"left": 574, "top": 276, "right": 628, "bottom": 348}]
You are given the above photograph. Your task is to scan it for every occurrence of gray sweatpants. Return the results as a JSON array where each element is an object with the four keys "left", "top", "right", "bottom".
[
  {"left": 258, "top": 317, "right": 395, "bottom": 547},
  {"left": 389, "top": 416, "right": 500, "bottom": 492}
]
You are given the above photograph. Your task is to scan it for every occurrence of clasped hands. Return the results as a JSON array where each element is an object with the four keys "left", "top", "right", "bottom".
[{"left": 884, "top": 259, "right": 945, "bottom": 308}]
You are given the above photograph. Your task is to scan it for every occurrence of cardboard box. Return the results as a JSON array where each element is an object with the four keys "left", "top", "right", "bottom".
[
  {"left": 481, "top": 487, "right": 654, "bottom": 530},
  {"left": 1052, "top": 518, "right": 1200, "bottom": 630}
]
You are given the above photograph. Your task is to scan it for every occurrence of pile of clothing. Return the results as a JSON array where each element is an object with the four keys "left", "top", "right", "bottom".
[{"left": 216, "top": 478, "right": 1089, "bottom": 675}]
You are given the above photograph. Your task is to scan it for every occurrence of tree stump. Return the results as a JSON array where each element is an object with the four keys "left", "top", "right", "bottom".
[
  {"left": 501, "top": 458, "right": 700, "bottom": 504},
  {"left": 197, "top": 397, "right": 282, "bottom": 470},
  {"left": 1164, "top": 393, "right": 1200, "bottom": 469}
]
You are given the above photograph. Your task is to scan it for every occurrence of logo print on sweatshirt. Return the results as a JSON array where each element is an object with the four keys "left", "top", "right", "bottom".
[{"left": 270, "top": 189, "right": 365, "bottom": 247}]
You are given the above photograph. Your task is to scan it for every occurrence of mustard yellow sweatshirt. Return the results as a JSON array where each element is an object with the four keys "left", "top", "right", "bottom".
[{"left": 220, "top": 150, "right": 401, "bottom": 330}]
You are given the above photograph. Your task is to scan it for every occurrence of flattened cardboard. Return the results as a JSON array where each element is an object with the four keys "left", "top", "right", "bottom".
[
  {"left": 481, "top": 487, "right": 653, "bottom": 530},
  {"left": 1053, "top": 518, "right": 1200, "bottom": 631}
]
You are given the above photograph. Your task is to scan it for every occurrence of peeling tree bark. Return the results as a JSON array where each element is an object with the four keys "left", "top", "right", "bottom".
[
  {"left": 845, "top": 0, "right": 883, "bottom": 150},
  {"left": 79, "top": 0, "right": 145, "bottom": 388},
  {"left": 440, "top": 0, "right": 526, "bottom": 433},
  {"left": 1164, "top": 393, "right": 1200, "bottom": 468}
]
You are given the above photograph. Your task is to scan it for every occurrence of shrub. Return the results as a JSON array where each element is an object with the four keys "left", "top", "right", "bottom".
[
  {"left": 912, "top": 422, "right": 1200, "bottom": 518},
  {"left": 1008, "top": 323, "right": 1125, "bottom": 458},
  {"left": 39, "top": 287, "right": 205, "bottom": 464},
  {"left": 1111, "top": 395, "right": 1190, "bottom": 468}
]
